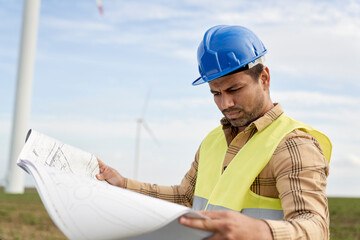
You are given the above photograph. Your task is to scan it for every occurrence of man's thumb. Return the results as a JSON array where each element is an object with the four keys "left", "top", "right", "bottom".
[{"left": 96, "top": 173, "right": 104, "bottom": 181}]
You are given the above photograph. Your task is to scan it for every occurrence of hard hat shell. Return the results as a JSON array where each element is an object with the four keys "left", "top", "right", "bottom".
[{"left": 193, "top": 25, "right": 267, "bottom": 86}]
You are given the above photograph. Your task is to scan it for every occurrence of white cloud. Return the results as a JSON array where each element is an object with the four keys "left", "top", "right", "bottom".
[
  {"left": 42, "top": 16, "right": 114, "bottom": 32},
  {"left": 272, "top": 91, "right": 360, "bottom": 107},
  {"left": 327, "top": 153, "right": 360, "bottom": 197},
  {"left": 104, "top": 2, "right": 194, "bottom": 23},
  {"left": 153, "top": 97, "right": 211, "bottom": 109},
  {"left": 346, "top": 154, "right": 360, "bottom": 167}
]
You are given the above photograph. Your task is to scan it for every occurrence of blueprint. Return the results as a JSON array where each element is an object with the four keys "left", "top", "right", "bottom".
[
  {"left": 19, "top": 129, "right": 99, "bottom": 178},
  {"left": 17, "top": 130, "right": 211, "bottom": 240}
]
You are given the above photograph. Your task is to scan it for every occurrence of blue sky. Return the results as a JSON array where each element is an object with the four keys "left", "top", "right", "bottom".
[{"left": 1, "top": 0, "right": 360, "bottom": 197}]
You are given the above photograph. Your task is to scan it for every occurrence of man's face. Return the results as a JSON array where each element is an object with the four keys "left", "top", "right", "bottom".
[{"left": 209, "top": 68, "right": 270, "bottom": 128}]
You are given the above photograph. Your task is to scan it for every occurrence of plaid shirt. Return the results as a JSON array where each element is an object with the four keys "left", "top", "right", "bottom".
[{"left": 126, "top": 103, "right": 330, "bottom": 240}]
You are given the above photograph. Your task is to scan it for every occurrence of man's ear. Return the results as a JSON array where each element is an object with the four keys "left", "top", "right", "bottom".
[{"left": 260, "top": 66, "right": 270, "bottom": 90}]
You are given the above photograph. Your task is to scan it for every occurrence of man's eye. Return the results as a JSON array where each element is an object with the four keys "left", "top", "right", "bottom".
[{"left": 230, "top": 88, "right": 240, "bottom": 92}]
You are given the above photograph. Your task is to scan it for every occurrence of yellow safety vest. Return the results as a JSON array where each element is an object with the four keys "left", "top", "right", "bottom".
[{"left": 193, "top": 114, "right": 331, "bottom": 220}]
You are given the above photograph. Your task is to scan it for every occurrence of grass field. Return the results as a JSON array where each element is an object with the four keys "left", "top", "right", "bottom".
[{"left": 0, "top": 187, "right": 359, "bottom": 240}]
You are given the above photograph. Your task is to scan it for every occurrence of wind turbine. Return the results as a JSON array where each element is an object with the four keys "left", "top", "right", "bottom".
[{"left": 133, "top": 91, "right": 160, "bottom": 180}]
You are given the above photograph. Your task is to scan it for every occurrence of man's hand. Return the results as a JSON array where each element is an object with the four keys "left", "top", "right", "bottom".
[
  {"left": 96, "top": 159, "right": 126, "bottom": 188},
  {"left": 179, "top": 210, "right": 273, "bottom": 240}
]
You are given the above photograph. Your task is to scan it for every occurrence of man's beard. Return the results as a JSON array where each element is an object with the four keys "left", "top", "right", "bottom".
[{"left": 222, "top": 100, "right": 265, "bottom": 127}]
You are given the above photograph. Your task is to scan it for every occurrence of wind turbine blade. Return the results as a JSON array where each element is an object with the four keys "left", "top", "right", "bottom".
[
  {"left": 142, "top": 120, "right": 160, "bottom": 146},
  {"left": 96, "top": 0, "right": 104, "bottom": 15},
  {"left": 141, "top": 89, "right": 151, "bottom": 119}
]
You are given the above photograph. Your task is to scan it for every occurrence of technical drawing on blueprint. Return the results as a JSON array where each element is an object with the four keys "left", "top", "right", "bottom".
[{"left": 19, "top": 129, "right": 99, "bottom": 178}]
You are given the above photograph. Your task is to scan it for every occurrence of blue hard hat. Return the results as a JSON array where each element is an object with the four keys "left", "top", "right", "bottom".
[{"left": 192, "top": 25, "right": 267, "bottom": 86}]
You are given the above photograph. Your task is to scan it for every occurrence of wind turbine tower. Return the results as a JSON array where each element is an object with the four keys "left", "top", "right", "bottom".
[
  {"left": 5, "top": 0, "right": 41, "bottom": 193},
  {"left": 133, "top": 91, "right": 160, "bottom": 180}
]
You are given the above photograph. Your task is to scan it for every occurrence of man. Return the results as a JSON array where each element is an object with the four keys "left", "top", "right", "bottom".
[{"left": 96, "top": 25, "right": 331, "bottom": 240}]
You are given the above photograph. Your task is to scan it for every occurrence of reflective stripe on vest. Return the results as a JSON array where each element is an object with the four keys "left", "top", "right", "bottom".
[
  {"left": 193, "top": 114, "right": 332, "bottom": 220},
  {"left": 193, "top": 196, "right": 284, "bottom": 220}
]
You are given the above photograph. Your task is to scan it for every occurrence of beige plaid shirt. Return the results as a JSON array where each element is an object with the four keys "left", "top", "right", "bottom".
[{"left": 126, "top": 103, "right": 330, "bottom": 240}]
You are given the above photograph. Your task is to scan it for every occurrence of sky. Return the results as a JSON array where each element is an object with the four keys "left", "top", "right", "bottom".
[{"left": 0, "top": 0, "right": 360, "bottom": 197}]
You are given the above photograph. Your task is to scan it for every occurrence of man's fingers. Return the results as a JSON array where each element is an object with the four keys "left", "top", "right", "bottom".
[
  {"left": 96, "top": 165, "right": 112, "bottom": 181},
  {"left": 198, "top": 210, "right": 230, "bottom": 219},
  {"left": 97, "top": 158, "right": 104, "bottom": 167},
  {"left": 97, "top": 158, "right": 107, "bottom": 174},
  {"left": 95, "top": 159, "right": 108, "bottom": 181},
  {"left": 179, "top": 216, "right": 216, "bottom": 232},
  {"left": 94, "top": 160, "right": 125, "bottom": 188}
]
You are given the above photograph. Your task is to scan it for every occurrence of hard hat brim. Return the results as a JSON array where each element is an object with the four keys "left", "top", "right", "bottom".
[
  {"left": 192, "top": 55, "right": 266, "bottom": 86},
  {"left": 192, "top": 76, "right": 206, "bottom": 86}
]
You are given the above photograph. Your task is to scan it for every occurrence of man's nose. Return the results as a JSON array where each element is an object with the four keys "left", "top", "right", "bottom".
[{"left": 221, "top": 93, "right": 235, "bottom": 110}]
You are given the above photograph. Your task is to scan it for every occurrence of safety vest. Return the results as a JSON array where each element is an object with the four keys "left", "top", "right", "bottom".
[{"left": 193, "top": 114, "right": 331, "bottom": 220}]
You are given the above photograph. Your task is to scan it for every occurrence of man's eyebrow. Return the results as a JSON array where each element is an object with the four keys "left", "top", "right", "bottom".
[
  {"left": 210, "top": 83, "right": 241, "bottom": 93},
  {"left": 226, "top": 83, "right": 241, "bottom": 90}
]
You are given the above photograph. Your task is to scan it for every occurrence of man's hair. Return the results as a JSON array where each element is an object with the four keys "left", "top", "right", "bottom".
[
  {"left": 224, "top": 63, "right": 264, "bottom": 82},
  {"left": 243, "top": 64, "right": 264, "bottom": 82}
]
